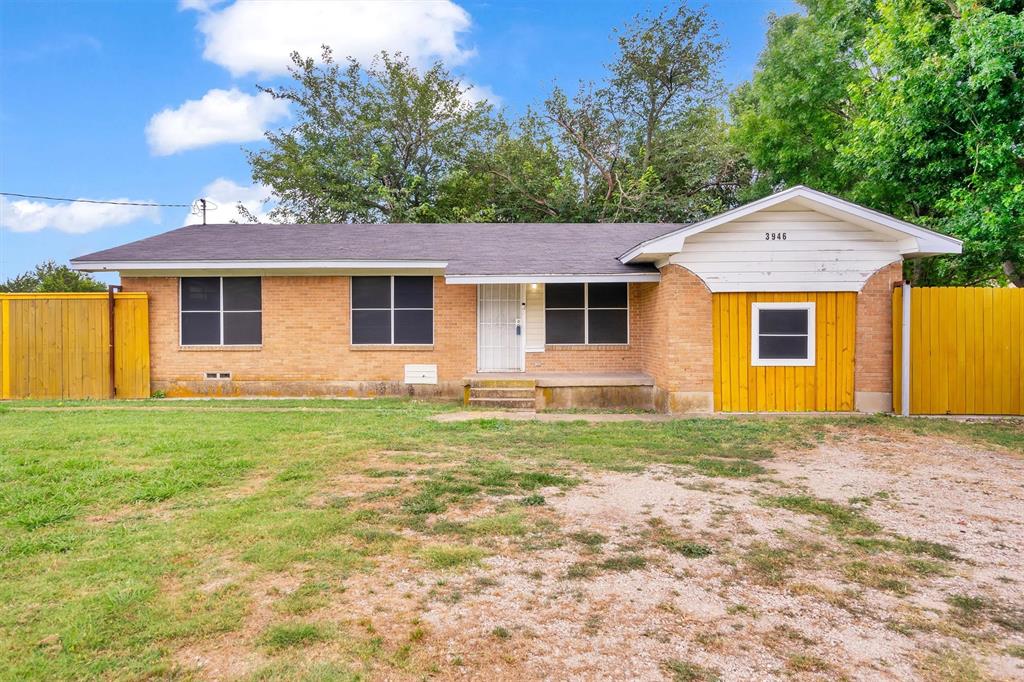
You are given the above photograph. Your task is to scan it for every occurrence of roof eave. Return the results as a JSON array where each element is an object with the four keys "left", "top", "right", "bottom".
[{"left": 618, "top": 185, "right": 963, "bottom": 262}]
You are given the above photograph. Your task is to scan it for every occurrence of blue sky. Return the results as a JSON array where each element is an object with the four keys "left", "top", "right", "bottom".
[{"left": 0, "top": 0, "right": 797, "bottom": 284}]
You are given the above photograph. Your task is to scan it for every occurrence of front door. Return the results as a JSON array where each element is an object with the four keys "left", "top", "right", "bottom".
[{"left": 477, "top": 284, "right": 524, "bottom": 371}]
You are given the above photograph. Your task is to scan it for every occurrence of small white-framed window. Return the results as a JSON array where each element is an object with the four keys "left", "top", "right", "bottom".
[{"left": 751, "top": 302, "right": 815, "bottom": 366}]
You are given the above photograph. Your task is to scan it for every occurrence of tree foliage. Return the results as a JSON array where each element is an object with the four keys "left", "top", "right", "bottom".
[
  {"left": 249, "top": 48, "right": 497, "bottom": 223},
  {"left": 731, "top": 0, "right": 1024, "bottom": 285},
  {"left": 0, "top": 261, "right": 107, "bottom": 293},
  {"left": 248, "top": 5, "right": 752, "bottom": 225}
]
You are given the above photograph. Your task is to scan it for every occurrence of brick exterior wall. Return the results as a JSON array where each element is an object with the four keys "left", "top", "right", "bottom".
[
  {"left": 124, "top": 260, "right": 899, "bottom": 411},
  {"left": 121, "top": 276, "right": 477, "bottom": 396},
  {"left": 525, "top": 284, "right": 645, "bottom": 372},
  {"left": 635, "top": 265, "right": 714, "bottom": 397},
  {"left": 855, "top": 260, "right": 903, "bottom": 396}
]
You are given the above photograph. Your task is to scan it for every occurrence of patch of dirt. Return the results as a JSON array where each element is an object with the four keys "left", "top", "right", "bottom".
[
  {"left": 173, "top": 570, "right": 304, "bottom": 680},
  {"left": 169, "top": 428, "right": 1024, "bottom": 681},
  {"left": 769, "top": 430, "right": 1024, "bottom": 604}
]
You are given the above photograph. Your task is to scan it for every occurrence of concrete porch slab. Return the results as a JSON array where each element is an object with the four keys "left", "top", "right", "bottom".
[{"left": 463, "top": 372, "right": 654, "bottom": 388}]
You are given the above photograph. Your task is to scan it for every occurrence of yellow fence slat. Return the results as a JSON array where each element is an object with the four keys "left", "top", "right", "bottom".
[
  {"left": 0, "top": 292, "right": 149, "bottom": 401},
  {"left": 892, "top": 286, "right": 1024, "bottom": 416}
]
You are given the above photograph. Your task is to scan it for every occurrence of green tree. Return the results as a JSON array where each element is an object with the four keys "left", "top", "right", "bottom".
[
  {"left": 731, "top": 0, "right": 1024, "bottom": 285},
  {"left": 0, "top": 261, "right": 107, "bottom": 293},
  {"left": 246, "top": 5, "right": 752, "bottom": 226},
  {"left": 479, "top": 3, "right": 749, "bottom": 223},
  {"left": 249, "top": 48, "right": 498, "bottom": 224}
]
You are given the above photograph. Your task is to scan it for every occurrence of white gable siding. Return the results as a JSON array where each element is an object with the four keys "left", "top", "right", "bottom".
[
  {"left": 669, "top": 209, "right": 903, "bottom": 292},
  {"left": 525, "top": 284, "right": 546, "bottom": 351}
]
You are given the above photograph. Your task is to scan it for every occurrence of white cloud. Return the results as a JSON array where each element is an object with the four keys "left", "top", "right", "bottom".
[
  {"left": 460, "top": 83, "right": 501, "bottom": 107},
  {"left": 146, "top": 88, "right": 289, "bottom": 156},
  {"left": 0, "top": 197, "right": 160, "bottom": 234},
  {"left": 184, "top": 0, "right": 476, "bottom": 78},
  {"left": 184, "top": 178, "right": 275, "bottom": 225}
]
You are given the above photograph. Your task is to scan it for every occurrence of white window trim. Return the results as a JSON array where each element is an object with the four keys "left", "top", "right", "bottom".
[
  {"left": 179, "top": 276, "right": 262, "bottom": 346},
  {"left": 350, "top": 275, "right": 434, "bottom": 345},
  {"left": 750, "top": 302, "right": 816, "bottom": 367},
  {"left": 544, "top": 283, "right": 629, "bottom": 346}
]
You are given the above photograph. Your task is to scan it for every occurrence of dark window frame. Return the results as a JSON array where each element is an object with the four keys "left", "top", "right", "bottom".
[
  {"left": 750, "top": 302, "right": 816, "bottom": 366},
  {"left": 179, "top": 276, "right": 262, "bottom": 346},
  {"left": 544, "top": 282, "right": 629, "bottom": 346},
  {"left": 350, "top": 275, "right": 434, "bottom": 345}
]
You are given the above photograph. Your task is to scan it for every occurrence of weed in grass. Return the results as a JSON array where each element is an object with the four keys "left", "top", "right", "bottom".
[
  {"left": 491, "top": 626, "right": 511, "bottom": 640},
  {"left": 260, "top": 622, "right": 328, "bottom": 651},
  {"left": 1006, "top": 645, "right": 1024, "bottom": 659},
  {"left": 599, "top": 553, "right": 647, "bottom": 571},
  {"left": 743, "top": 544, "right": 795, "bottom": 585},
  {"left": 843, "top": 561, "right": 910, "bottom": 595},
  {"left": 849, "top": 536, "right": 957, "bottom": 561},
  {"left": 765, "top": 495, "right": 880, "bottom": 535},
  {"left": 918, "top": 649, "right": 984, "bottom": 682},
  {"left": 948, "top": 593, "right": 1024, "bottom": 632},
  {"left": 693, "top": 458, "right": 765, "bottom": 478},
  {"left": 363, "top": 468, "right": 408, "bottom": 478},
  {"left": 420, "top": 545, "right": 486, "bottom": 570},
  {"left": 519, "top": 493, "right": 545, "bottom": 506},
  {"left": 274, "top": 581, "right": 331, "bottom": 616},
  {"left": 661, "top": 658, "right": 720, "bottom": 682},
  {"left": 644, "top": 518, "right": 712, "bottom": 558},
  {"left": 569, "top": 531, "right": 607, "bottom": 548},
  {"left": 465, "top": 512, "right": 527, "bottom": 537},
  {"left": 786, "top": 653, "right": 830, "bottom": 673}
]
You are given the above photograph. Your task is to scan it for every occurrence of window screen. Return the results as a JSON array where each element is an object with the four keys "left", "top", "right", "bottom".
[
  {"left": 545, "top": 283, "right": 628, "bottom": 345},
  {"left": 752, "top": 304, "right": 814, "bottom": 365},
  {"left": 180, "top": 277, "right": 261, "bottom": 346},
  {"left": 351, "top": 276, "right": 433, "bottom": 344}
]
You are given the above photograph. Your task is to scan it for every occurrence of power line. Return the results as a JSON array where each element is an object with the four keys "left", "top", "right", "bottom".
[{"left": 0, "top": 191, "right": 192, "bottom": 208}]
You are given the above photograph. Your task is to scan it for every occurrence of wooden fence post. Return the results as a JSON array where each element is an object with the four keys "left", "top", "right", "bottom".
[
  {"left": 1, "top": 298, "right": 9, "bottom": 400},
  {"left": 901, "top": 282, "right": 911, "bottom": 417}
]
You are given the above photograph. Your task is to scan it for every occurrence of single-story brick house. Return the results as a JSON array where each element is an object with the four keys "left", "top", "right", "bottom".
[{"left": 72, "top": 186, "right": 961, "bottom": 412}]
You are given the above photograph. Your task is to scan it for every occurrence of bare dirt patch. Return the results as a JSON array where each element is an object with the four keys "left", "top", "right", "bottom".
[{"left": 170, "top": 428, "right": 1024, "bottom": 681}]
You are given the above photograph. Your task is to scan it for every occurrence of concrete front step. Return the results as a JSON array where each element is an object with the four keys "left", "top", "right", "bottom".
[
  {"left": 468, "top": 379, "right": 537, "bottom": 389},
  {"left": 469, "top": 387, "right": 536, "bottom": 399},
  {"left": 468, "top": 397, "right": 536, "bottom": 410}
]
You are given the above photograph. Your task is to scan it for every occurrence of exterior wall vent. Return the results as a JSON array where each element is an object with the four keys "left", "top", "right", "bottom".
[
  {"left": 204, "top": 372, "right": 231, "bottom": 380},
  {"left": 404, "top": 364, "right": 438, "bottom": 385}
]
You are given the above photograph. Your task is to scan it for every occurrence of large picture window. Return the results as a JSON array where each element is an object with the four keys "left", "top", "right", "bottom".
[
  {"left": 751, "top": 302, "right": 815, "bottom": 366},
  {"left": 351, "top": 276, "right": 433, "bottom": 345},
  {"left": 180, "top": 277, "right": 262, "bottom": 346},
  {"left": 545, "top": 283, "right": 628, "bottom": 345}
]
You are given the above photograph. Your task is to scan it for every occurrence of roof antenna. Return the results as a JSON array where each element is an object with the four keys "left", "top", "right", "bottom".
[{"left": 190, "top": 198, "right": 218, "bottom": 225}]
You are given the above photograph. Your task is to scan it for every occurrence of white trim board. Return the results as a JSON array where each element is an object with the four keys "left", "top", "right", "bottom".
[
  {"left": 619, "top": 185, "right": 962, "bottom": 263},
  {"left": 72, "top": 259, "right": 449, "bottom": 274},
  {"left": 750, "top": 302, "right": 816, "bottom": 367},
  {"left": 445, "top": 273, "right": 659, "bottom": 284}
]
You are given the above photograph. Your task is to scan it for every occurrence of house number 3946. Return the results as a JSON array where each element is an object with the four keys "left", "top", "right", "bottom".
[{"left": 765, "top": 232, "right": 787, "bottom": 241}]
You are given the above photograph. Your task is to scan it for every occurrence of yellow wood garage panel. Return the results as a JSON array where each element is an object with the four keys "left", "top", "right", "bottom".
[
  {"left": 0, "top": 292, "right": 149, "bottom": 400},
  {"left": 894, "top": 287, "right": 1023, "bottom": 415},
  {"left": 713, "top": 292, "right": 856, "bottom": 412}
]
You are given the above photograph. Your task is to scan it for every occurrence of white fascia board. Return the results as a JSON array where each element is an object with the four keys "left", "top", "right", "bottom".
[
  {"left": 444, "top": 273, "right": 661, "bottom": 284},
  {"left": 618, "top": 185, "right": 962, "bottom": 263},
  {"left": 71, "top": 259, "right": 449, "bottom": 273}
]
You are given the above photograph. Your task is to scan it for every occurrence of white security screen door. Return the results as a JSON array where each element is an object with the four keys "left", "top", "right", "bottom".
[{"left": 477, "top": 284, "right": 524, "bottom": 371}]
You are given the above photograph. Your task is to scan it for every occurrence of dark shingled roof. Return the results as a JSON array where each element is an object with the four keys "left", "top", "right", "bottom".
[{"left": 72, "top": 222, "right": 684, "bottom": 276}]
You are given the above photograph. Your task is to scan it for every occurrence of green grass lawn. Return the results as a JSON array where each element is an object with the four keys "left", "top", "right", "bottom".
[{"left": 0, "top": 399, "right": 1021, "bottom": 680}]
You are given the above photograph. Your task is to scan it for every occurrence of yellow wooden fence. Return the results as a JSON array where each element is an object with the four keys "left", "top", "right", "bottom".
[
  {"left": 0, "top": 292, "right": 150, "bottom": 400},
  {"left": 893, "top": 287, "right": 1023, "bottom": 415},
  {"left": 713, "top": 292, "right": 857, "bottom": 412}
]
